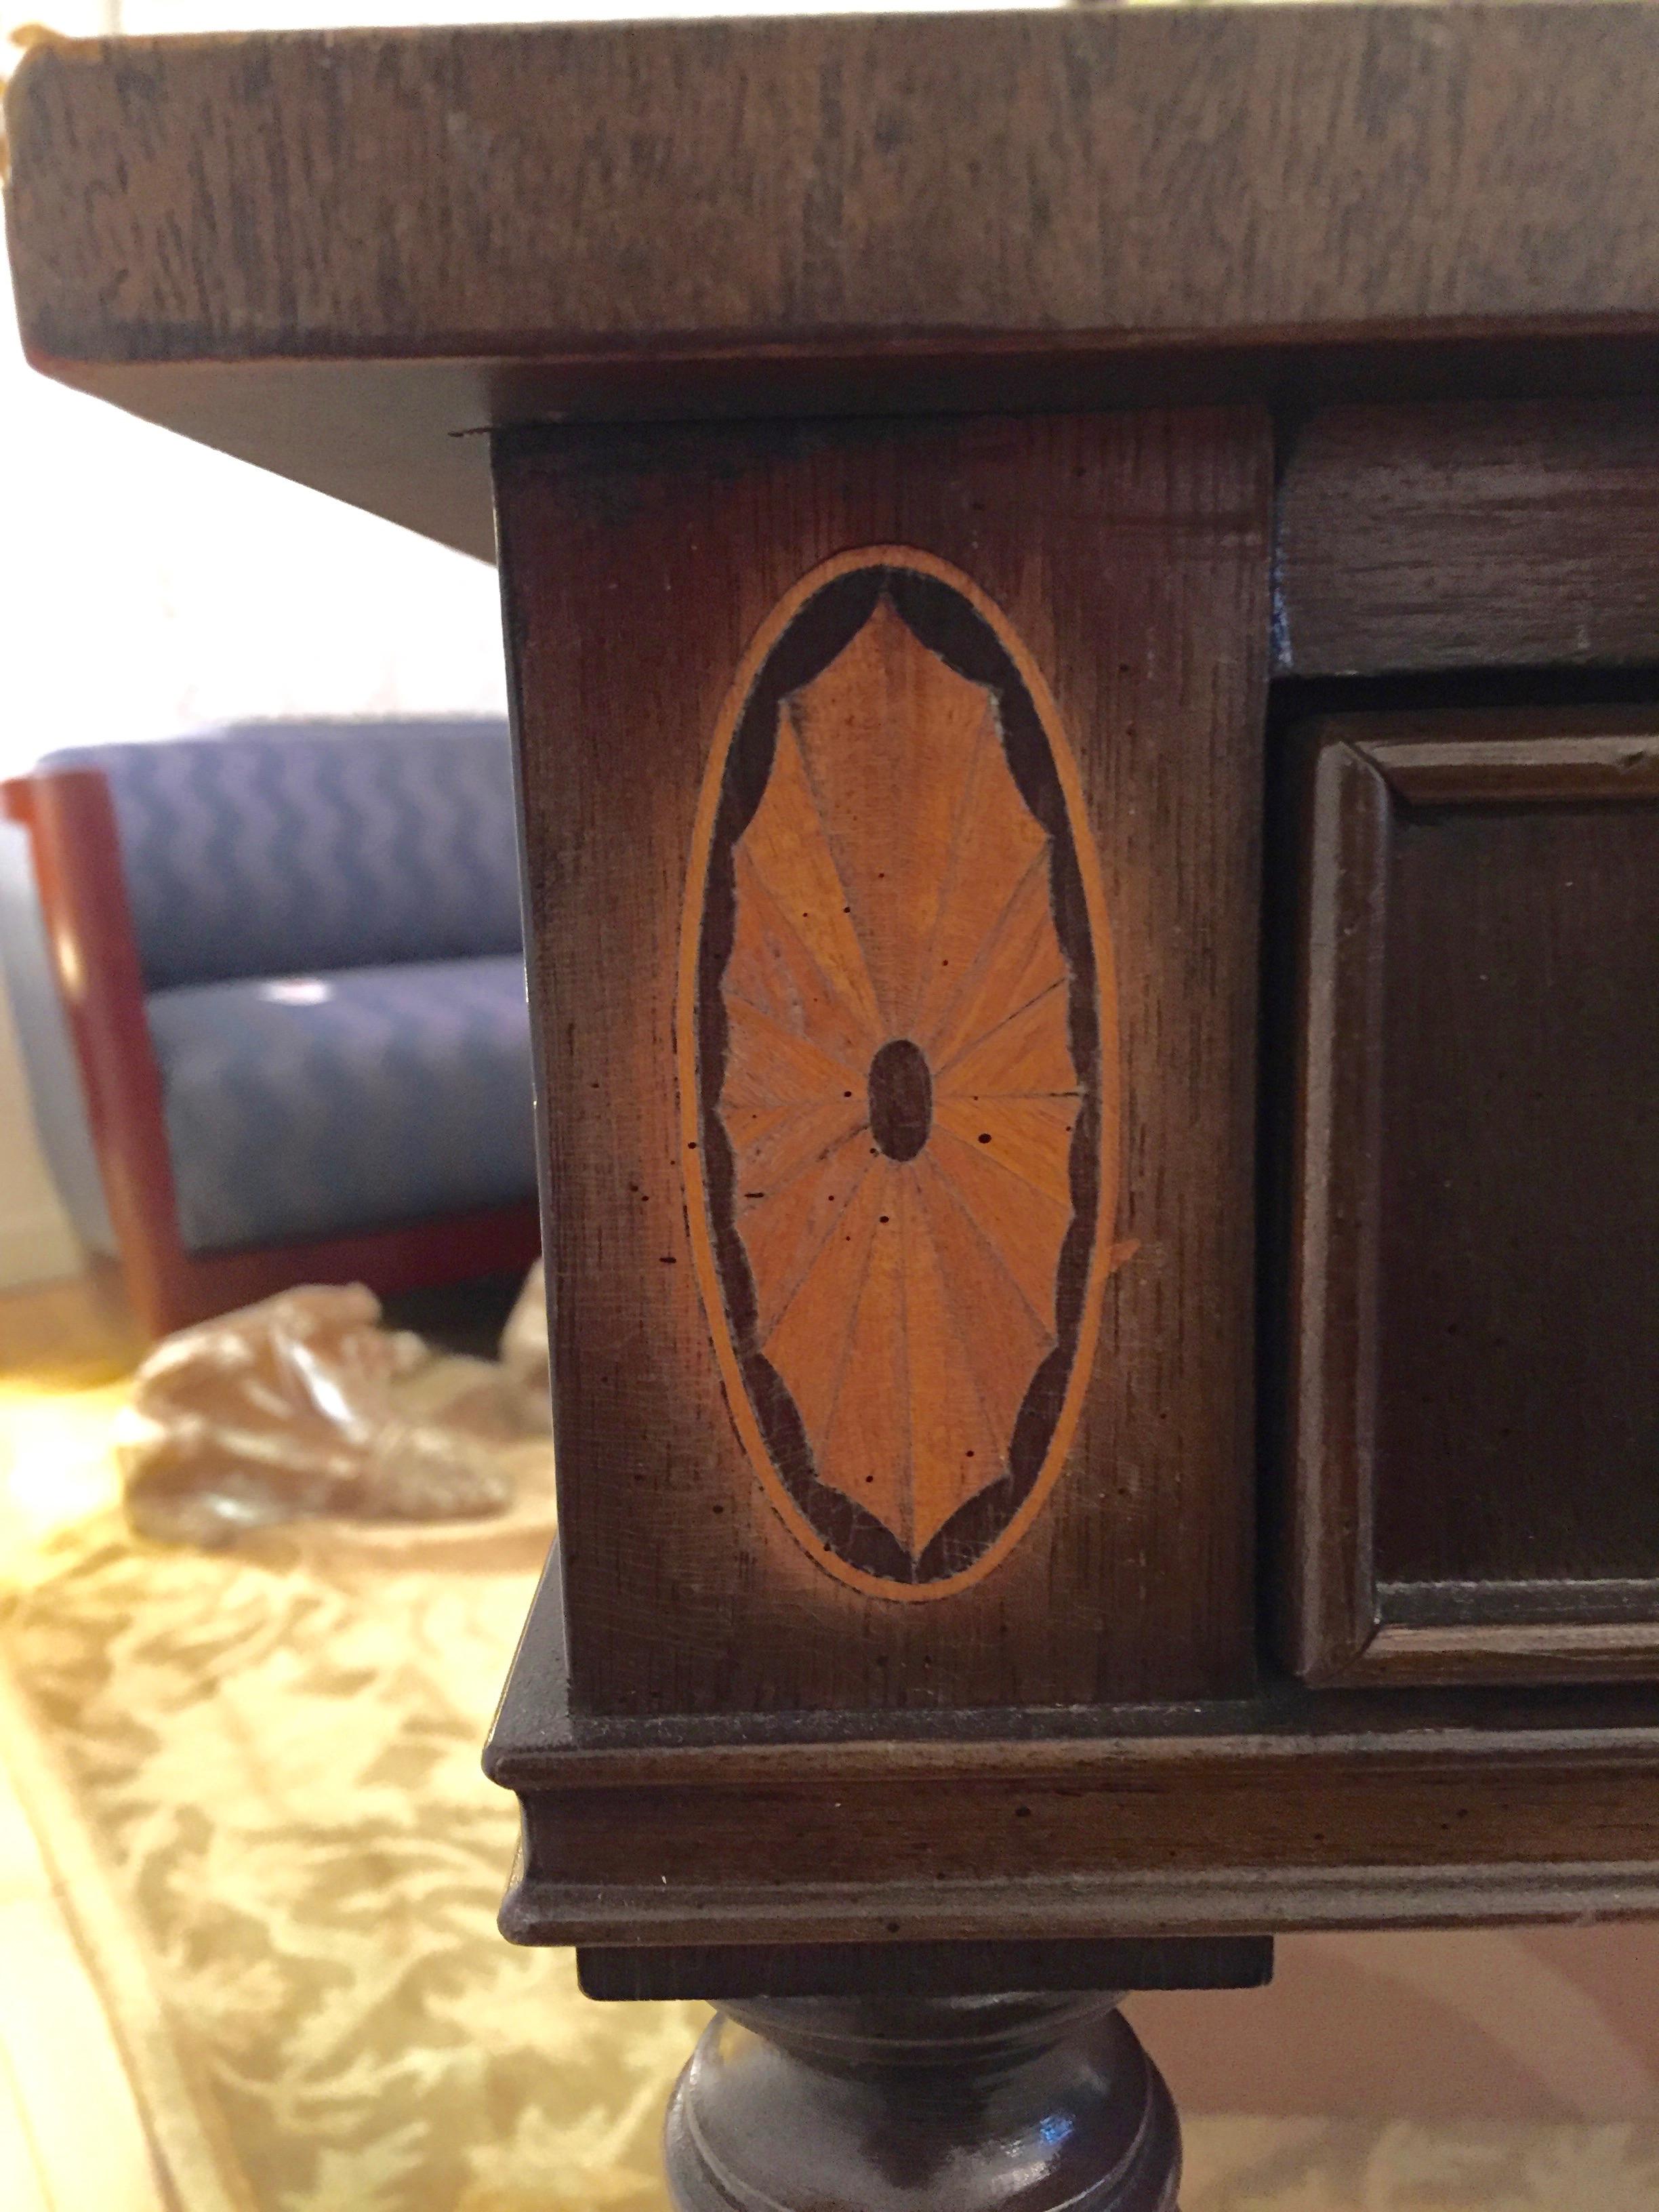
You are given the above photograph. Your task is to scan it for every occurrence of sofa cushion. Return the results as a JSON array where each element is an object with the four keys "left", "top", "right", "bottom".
[
  {"left": 144, "top": 956, "right": 537, "bottom": 1253},
  {"left": 36, "top": 720, "right": 522, "bottom": 990}
]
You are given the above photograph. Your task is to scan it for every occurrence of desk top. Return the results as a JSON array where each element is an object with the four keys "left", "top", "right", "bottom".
[{"left": 9, "top": 1, "right": 1659, "bottom": 556}]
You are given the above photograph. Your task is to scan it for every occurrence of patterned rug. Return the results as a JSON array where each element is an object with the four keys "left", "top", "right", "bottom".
[{"left": 3, "top": 1372, "right": 1659, "bottom": 2211}]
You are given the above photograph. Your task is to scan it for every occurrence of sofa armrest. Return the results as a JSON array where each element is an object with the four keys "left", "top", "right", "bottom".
[{"left": 9, "top": 766, "right": 189, "bottom": 1331}]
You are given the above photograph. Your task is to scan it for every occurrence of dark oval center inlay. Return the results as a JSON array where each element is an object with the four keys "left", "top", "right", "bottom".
[{"left": 867, "top": 1038, "right": 934, "bottom": 1162}]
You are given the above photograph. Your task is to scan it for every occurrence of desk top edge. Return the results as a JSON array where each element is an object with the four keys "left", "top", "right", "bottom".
[
  {"left": 14, "top": 2, "right": 1659, "bottom": 554},
  {"left": 13, "top": 2, "right": 1659, "bottom": 373}
]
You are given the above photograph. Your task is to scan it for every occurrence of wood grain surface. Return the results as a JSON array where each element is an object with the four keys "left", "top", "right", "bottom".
[
  {"left": 485, "top": 1556, "right": 1659, "bottom": 1947},
  {"left": 498, "top": 409, "right": 1269, "bottom": 1716},
  {"left": 502, "top": 1745, "right": 1659, "bottom": 1948},
  {"left": 662, "top": 1995, "right": 1181, "bottom": 2212},
  {"left": 681, "top": 554, "right": 1118, "bottom": 1599},
  {"left": 1276, "top": 401, "right": 1659, "bottom": 676},
  {"left": 1284, "top": 710, "right": 1659, "bottom": 1685},
  {"left": 17, "top": 8, "right": 1659, "bottom": 552}
]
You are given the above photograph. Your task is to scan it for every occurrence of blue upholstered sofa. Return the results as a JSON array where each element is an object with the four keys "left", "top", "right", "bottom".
[{"left": 1, "top": 720, "right": 541, "bottom": 1334}]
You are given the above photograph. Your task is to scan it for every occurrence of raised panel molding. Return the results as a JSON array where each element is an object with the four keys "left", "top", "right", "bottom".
[{"left": 1286, "top": 709, "right": 1659, "bottom": 1685}]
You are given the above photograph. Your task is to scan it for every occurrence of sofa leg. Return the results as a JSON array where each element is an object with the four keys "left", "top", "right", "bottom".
[{"left": 663, "top": 1989, "right": 1180, "bottom": 2211}]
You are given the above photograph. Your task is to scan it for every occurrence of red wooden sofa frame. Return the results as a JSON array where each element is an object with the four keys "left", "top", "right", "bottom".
[{"left": 3, "top": 765, "right": 541, "bottom": 1338}]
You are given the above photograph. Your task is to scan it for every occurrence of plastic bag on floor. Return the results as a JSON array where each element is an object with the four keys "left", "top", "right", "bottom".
[
  {"left": 116, "top": 1283, "right": 517, "bottom": 1547},
  {"left": 499, "top": 1259, "right": 550, "bottom": 1424}
]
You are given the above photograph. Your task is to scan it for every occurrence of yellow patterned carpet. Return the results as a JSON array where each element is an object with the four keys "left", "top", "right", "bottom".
[{"left": 3, "top": 1370, "right": 1659, "bottom": 2211}]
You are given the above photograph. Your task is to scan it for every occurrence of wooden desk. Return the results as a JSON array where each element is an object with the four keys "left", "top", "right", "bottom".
[{"left": 12, "top": 7, "right": 1659, "bottom": 2202}]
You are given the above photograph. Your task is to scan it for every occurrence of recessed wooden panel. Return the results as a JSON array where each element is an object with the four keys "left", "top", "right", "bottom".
[
  {"left": 1286, "top": 710, "right": 1659, "bottom": 1685},
  {"left": 499, "top": 410, "right": 1268, "bottom": 1717}
]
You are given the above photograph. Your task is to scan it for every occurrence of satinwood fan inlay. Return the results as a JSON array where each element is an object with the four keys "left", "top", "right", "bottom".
[{"left": 679, "top": 549, "right": 1122, "bottom": 1598}]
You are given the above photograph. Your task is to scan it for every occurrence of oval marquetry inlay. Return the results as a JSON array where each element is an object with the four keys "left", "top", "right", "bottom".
[{"left": 678, "top": 548, "right": 1120, "bottom": 1599}]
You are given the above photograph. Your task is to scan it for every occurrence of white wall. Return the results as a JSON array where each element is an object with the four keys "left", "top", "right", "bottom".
[
  {"left": 0, "top": 297, "right": 511, "bottom": 776},
  {"left": 0, "top": 0, "right": 1051, "bottom": 1287},
  {"left": 0, "top": 178, "right": 510, "bottom": 1282}
]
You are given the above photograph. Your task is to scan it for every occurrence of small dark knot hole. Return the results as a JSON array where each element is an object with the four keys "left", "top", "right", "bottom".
[{"left": 867, "top": 1038, "right": 933, "bottom": 1162}]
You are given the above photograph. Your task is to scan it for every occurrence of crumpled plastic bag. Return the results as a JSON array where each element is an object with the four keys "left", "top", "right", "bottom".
[
  {"left": 116, "top": 1282, "right": 517, "bottom": 1547},
  {"left": 499, "top": 1260, "right": 550, "bottom": 1420}
]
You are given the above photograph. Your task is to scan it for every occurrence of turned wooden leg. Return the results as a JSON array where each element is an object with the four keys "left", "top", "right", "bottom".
[{"left": 663, "top": 1991, "right": 1180, "bottom": 2212}]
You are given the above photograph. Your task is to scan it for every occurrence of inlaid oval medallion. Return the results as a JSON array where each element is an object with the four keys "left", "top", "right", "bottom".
[{"left": 678, "top": 548, "right": 1121, "bottom": 1599}]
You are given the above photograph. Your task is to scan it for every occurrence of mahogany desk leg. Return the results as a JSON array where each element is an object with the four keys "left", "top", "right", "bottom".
[{"left": 663, "top": 1991, "right": 1180, "bottom": 2212}]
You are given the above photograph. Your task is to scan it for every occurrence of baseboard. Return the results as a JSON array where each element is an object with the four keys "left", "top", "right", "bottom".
[{"left": 0, "top": 1207, "right": 81, "bottom": 1291}]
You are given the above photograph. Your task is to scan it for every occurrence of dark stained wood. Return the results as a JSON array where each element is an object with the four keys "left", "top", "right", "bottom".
[
  {"left": 25, "top": 343, "right": 1659, "bottom": 571},
  {"left": 497, "top": 409, "right": 1269, "bottom": 1717},
  {"left": 20, "top": 9, "right": 1659, "bottom": 554},
  {"left": 1276, "top": 401, "right": 1659, "bottom": 677},
  {"left": 486, "top": 1550, "right": 1659, "bottom": 1948},
  {"left": 2, "top": 768, "right": 541, "bottom": 1338},
  {"left": 663, "top": 1994, "right": 1181, "bottom": 2212},
  {"left": 1284, "top": 709, "right": 1659, "bottom": 1685},
  {"left": 577, "top": 1937, "right": 1272, "bottom": 2003},
  {"left": 1279, "top": 736, "right": 1392, "bottom": 1682},
  {"left": 21, "top": 4, "right": 1659, "bottom": 361},
  {"left": 503, "top": 1742, "right": 1659, "bottom": 1950}
]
